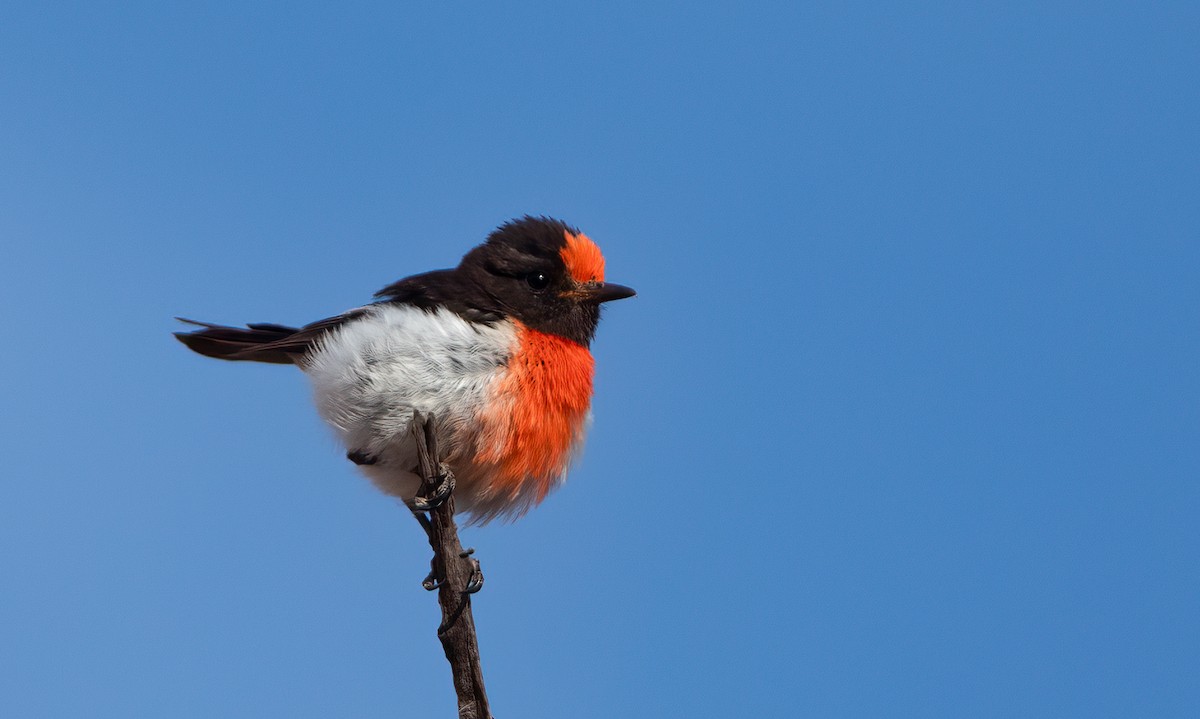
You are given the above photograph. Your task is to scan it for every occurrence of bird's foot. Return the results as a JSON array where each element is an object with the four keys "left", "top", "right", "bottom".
[
  {"left": 406, "top": 464, "right": 455, "bottom": 512},
  {"left": 421, "top": 556, "right": 445, "bottom": 591},
  {"left": 461, "top": 547, "right": 484, "bottom": 594}
]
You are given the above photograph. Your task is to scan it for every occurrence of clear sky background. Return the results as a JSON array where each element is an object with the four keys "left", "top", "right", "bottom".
[{"left": 1, "top": 2, "right": 1197, "bottom": 717}]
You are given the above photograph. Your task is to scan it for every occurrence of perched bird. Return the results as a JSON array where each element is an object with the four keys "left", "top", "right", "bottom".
[{"left": 175, "top": 216, "right": 634, "bottom": 524}]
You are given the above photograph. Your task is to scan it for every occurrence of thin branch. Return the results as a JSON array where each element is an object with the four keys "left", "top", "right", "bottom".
[{"left": 410, "top": 412, "right": 492, "bottom": 719}]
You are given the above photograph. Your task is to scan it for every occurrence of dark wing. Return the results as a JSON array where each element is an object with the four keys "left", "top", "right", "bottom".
[
  {"left": 374, "top": 269, "right": 504, "bottom": 324},
  {"left": 174, "top": 310, "right": 367, "bottom": 365}
]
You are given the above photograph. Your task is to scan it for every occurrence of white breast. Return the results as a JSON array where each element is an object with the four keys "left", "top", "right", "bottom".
[{"left": 301, "top": 304, "right": 517, "bottom": 502}]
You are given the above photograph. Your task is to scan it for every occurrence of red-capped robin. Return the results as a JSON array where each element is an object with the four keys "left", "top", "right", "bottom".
[{"left": 175, "top": 216, "right": 635, "bottom": 524}]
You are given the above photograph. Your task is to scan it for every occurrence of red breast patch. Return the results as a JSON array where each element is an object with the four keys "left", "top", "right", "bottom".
[{"left": 475, "top": 322, "right": 594, "bottom": 503}]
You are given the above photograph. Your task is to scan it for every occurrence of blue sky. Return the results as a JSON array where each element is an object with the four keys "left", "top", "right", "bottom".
[{"left": 2, "top": 2, "right": 1197, "bottom": 716}]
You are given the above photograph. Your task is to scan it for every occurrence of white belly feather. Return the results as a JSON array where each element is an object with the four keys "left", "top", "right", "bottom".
[{"left": 301, "top": 304, "right": 517, "bottom": 504}]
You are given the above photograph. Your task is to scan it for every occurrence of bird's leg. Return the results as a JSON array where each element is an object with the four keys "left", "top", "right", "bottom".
[
  {"left": 406, "top": 460, "right": 455, "bottom": 590},
  {"left": 406, "top": 412, "right": 484, "bottom": 595},
  {"left": 408, "top": 508, "right": 444, "bottom": 591}
]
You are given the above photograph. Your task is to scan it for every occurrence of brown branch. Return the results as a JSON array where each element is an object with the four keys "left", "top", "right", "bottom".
[{"left": 410, "top": 412, "right": 492, "bottom": 719}]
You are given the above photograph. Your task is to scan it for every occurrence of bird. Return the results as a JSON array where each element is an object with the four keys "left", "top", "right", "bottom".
[{"left": 175, "top": 216, "right": 635, "bottom": 524}]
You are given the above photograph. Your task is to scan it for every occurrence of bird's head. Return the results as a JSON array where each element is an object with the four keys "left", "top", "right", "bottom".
[{"left": 458, "top": 216, "right": 635, "bottom": 345}]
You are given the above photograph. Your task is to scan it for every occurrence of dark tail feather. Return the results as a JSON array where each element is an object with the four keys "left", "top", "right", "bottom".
[{"left": 174, "top": 318, "right": 303, "bottom": 365}]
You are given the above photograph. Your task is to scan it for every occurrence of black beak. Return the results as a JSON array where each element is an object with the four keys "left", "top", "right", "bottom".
[{"left": 584, "top": 282, "right": 637, "bottom": 304}]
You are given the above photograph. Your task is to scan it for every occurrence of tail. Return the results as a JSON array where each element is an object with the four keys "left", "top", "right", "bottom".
[{"left": 174, "top": 318, "right": 304, "bottom": 365}]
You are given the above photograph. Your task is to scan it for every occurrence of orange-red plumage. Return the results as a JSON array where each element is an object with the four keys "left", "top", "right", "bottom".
[
  {"left": 560, "top": 231, "right": 606, "bottom": 284},
  {"left": 475, "top": 322, "right": 594, "bottom": 503}
]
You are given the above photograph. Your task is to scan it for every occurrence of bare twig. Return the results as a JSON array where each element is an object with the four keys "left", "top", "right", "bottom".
[{"left": 410, "top": 412, "right": 492, "bottom": 719}]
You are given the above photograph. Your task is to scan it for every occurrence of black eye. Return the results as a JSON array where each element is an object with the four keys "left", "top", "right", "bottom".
[{"left": 525, "top": 272, "right": 551, "bottom": 291}]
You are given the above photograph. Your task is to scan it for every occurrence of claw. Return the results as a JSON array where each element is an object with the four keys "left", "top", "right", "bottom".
[
  {"left": 464, "top": 557, "right": 484, "bottom": 594},
  {"left": 407, "top": 466, "right": 455, "bottom": 511},
  {"left": 422, "top": 565, "right": 444, "bottom": 591}
]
